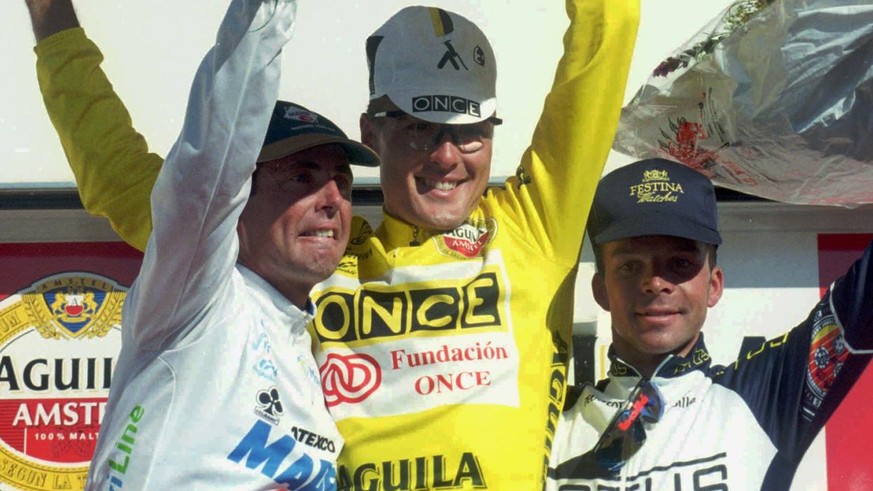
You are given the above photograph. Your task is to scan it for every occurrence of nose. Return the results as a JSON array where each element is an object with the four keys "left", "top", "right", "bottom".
[
  {"left": 642, "top": 266, "right": 674, "bottom": 294},
  {"left": 428, "top": 131, "right": 463, "bottom": 169},
  {"left": 319, "top": 179, "right": 346, "bottom": 215}
]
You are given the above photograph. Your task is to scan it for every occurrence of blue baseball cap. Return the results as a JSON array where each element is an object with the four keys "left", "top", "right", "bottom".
[
  {"left": 588, "top": 158, "right": 722, "bottom": 245},
  {"left": 258, "top": 101, "right": 380, "bottom": 167}
]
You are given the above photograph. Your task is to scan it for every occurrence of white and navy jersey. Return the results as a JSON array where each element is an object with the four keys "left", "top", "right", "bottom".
[
  {"left": 547, "top": 241, "right": 873, "bottom": 491},
  {"left": 85, "top": 0, "right": 343, "bottom": 489}
]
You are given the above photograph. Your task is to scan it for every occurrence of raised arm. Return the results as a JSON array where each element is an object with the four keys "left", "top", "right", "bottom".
[
  {"left": 24, "top": 0, "right": 77, "bottom": 41},
  {"left": 123, "top": 0, "right": 297, "bottom": 349},
  {"left": 717, "top": 238, "right": 873, "bottom": 463},
  {"left": 831, "top": 240, "right": 873, "bottom": 351},
  {"left": 497, "top": 0, "right": 640, "bottom": 264},
  {"left": 29, "top": 0, "right": 159, "bottom": 251}
]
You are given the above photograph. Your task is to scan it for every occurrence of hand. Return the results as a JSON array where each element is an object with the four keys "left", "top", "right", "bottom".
[{"left": 24, "top": 0, "right": 80, "bottom": 42}]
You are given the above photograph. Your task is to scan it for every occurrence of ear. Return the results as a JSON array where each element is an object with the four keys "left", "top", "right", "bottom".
[
  {"left": 592, "top": 271, "right": 610, "bottom": 312},
  {"left": 707, "top": 265, "right": 724, "bottom": 308}
]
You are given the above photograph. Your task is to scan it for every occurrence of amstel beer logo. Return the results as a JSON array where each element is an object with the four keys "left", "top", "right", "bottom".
[
  {"left": 0, "top": 273, "right": 125, "bottom": 490},
  {"left": 437, "top": 218, "right": 496, "bottom": 259}
]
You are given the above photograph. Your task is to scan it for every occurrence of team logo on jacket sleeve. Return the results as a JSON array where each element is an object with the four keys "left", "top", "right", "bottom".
[{"left": 805, "top": 309, "right": 849, "bottom": 415}]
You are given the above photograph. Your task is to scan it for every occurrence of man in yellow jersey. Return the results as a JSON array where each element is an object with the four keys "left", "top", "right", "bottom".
[{"left": 26, "top": 0, "right": 640, "bottom": 488}]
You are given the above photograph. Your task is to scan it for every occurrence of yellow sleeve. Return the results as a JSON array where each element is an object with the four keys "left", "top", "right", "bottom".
[
  {"left": 35, "top": 27, "right": 160, "bottom": 252},
  {"left": 495, "top": 0, "right": 640, "bottom": 265}
]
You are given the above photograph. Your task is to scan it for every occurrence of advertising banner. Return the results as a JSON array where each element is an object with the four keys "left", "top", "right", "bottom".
[{"left": 0, "top": 242, "right": 141, "bottom": 491}]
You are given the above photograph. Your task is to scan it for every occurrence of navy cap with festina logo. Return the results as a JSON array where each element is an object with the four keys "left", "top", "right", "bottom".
[{"left": 587, "top": 158, "right": 722, "bottom": 245}]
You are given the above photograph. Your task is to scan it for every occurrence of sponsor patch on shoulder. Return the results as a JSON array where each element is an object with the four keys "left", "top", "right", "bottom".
[{"left": 806, "top": 311, "right": 848, "bottom": 401}]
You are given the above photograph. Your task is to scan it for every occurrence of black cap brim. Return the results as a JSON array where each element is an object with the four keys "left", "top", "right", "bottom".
[
  {"left": 593, "top": 210, "right": 722, "bottom": 246},
  {"left": 258, "top": 134, "right": 380, "bottom": 167}
]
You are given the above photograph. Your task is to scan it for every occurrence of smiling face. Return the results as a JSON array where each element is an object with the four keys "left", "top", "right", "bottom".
[
  {"left": 238, "top": 144, "right": 353, "bottom": 308},
  {"left": 592, "top": 236, "right": 723, "bottom": 376},
  {"left": 361, "top": 111, "right": 493, "bottom": 231}
]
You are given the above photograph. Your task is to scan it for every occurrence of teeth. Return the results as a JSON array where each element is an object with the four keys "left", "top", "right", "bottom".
[
  {"left": 314, "top": 230, "right": 334, "bottom": 238},
  {"left": 426, "top": 180, "right": 457, "bottom": 191}
]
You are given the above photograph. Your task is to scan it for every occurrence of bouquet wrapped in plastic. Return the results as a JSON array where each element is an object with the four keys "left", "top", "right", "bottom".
[{"left": 614, "top": 0, "right": 873, "bottom": 207}]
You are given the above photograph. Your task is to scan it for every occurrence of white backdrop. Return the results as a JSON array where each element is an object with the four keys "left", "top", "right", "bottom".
[{"left": 3, "top": 0, "right": 735, "bottom": 185}]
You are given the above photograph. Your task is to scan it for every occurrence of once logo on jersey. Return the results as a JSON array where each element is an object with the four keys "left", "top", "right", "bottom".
[
  {"left": 437, "top": 219, "right": 496, "bottom": 259},
  {"left": 320, "top": 353, "right": 381, "bottom": 407},
  {"left": 312, "top": 271, "right": 503, "bottom": 344},
  {"left": 0, "top": 273, "right": 125, "bottom": 491}
]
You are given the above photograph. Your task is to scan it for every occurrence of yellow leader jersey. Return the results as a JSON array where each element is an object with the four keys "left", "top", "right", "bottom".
[{"left": 35, "top": 1, "right": 639, "bottom": 488}]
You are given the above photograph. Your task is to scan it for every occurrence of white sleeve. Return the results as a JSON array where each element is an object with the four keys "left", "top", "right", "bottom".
[{"left": 123, "top": 0, "right": 298, "bottom": 349}]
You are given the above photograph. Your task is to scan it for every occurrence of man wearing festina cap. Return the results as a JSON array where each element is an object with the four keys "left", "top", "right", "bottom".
[
  {"left": 79, "top": 0, "right": 381, "bottom": 488},
  {"left": 547, "top": 158, "right": 873, "bottom": 490},
  {"left": 25, "top": 0, "right": 640, "bottom": 488}
]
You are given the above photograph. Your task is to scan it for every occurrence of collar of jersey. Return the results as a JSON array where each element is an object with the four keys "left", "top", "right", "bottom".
[
  {"left": 607, "top": 333, "right": 713, "bottom": 380},
  {"left": 378, "top": 209, "right": 442, "bottom": 249}
]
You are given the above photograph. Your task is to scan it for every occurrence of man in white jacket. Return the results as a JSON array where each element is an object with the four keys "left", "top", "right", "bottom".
[{"left": 83, "top": 1, "right": 379, "bottom": 489}]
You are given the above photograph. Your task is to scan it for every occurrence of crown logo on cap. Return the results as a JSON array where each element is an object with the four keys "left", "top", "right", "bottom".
[
  {"left": 642, "top": 169, "right": 669, "bottom": 183},
  {"left": 630, "top": 168, "right": 683, "bottom": 203}
]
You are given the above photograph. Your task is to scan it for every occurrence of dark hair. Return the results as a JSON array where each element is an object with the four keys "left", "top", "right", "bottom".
[{"left": 365, "top": 95, "right": 396, "bottom": 117}]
